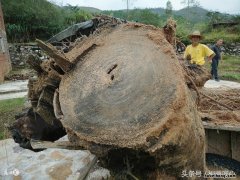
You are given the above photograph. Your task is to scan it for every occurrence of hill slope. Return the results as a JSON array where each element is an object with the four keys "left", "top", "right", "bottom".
[
  {"left": 78, "top": 6, "right": 101, "bottom": 13},
  {"left": 174, "top": 6, "right": 209, "bottom": 23},
  {"left": 103, "top": 6, "right": 211, "bottom": 23}
]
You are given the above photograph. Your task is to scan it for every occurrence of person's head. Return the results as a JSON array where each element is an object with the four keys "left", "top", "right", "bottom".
[
  {"left": 188, "top": 30, "right": 203, "bottom": 46},
  {"left": 216, "top": 39, "right": 223, "bottom": 46}
]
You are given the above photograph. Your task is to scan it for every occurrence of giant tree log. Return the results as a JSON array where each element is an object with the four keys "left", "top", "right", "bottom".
[
  {"left": 9, "top": 17, "right": 206, "bottom": 179},
  {"left": 57, "top": 23, "right": 206, "bottom": 178}
]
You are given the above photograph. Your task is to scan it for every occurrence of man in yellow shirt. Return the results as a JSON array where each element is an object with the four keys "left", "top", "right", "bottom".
[{"left": 184, "top": 31, "right": 215, "bottom": 66}]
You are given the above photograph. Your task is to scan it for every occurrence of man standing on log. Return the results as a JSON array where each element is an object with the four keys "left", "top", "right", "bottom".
[
  {"left": 211, "top": 39, "right": 223, "bottom": 82},
  {"left": 184, "top": 30, "right": 215, "bottom": 66}
]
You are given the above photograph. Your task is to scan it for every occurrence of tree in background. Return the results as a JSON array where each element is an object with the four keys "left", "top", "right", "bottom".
[
  {"left": 103, "top": 8, "right": 160, "bottom": 27},
  {"left": 207, "top": 11, "right": 226, "bottom": 24},
  {"left": 2, "top": 0, "right": 93, "bottom": 42},
  {"left": 123, "top": 0, "right": 136, "bottom": 18},
  {"left": 136, "top": 9, "right": 160, "bottom": 26},
  {"left": 181, "top": 0, "right": 200, "bottom": 8},
  {"left": 126, "top": 0, "right": 130, "bottom": 14},
  {"left": 64, "top": 5, "right": 93, "bottom": 25},
  {"left": 2, "top": 0, "right": 66, "bottom": 42},
  {"left": 233, "top": 15, "right": 240, "bottom": 23},
  {"left": 181, "top": 0, "right": 200, "bottom": 22},
  {"left": 165, "top": 0, "right": 173, "bottom": 17}
]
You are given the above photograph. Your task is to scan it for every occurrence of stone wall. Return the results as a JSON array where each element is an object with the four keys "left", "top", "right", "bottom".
[
  {"left": 221, "top": 42, "right": 240, "bottom": 56},
  {"left": 8, "top": 43, "right": 47, "bottom": 67},
  {"left": 8, "top": 42, "right": 240, "bottom": 68},
  {"left": 206, "top": 42, "right": 240, "bottom": 56}
]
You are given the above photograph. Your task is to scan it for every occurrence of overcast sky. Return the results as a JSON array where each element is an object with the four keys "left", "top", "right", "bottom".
[{"left": 50, "top": 0, "right": 240, "bottom": 14}]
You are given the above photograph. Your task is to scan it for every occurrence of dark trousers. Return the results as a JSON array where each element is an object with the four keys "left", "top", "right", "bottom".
[{"left": 211, "top": 59, "right": 219, "bottom": 79}]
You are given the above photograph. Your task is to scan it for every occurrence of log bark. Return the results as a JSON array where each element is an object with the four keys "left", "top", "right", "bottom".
[{"left": 27, "top": 54, "right": 43, "bottom": 74}]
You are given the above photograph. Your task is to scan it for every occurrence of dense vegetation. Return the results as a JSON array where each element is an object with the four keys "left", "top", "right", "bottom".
[
  {"left": 103, "top": 7, "right": 240, "bottom": 44},
  {"left": 2, "top": 0, "right": 240, "bottom": 44},
  {"left": 2, "top": 0, "right": 93, "bottom": 42}
]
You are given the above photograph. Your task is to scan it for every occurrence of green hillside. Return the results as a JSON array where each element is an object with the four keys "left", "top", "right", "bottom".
[
  {"left": 63, "top": 5, "right": 101, "bottom": 14},
  {"left": 175, "top": 6, "right": 209, "bottom": 23},
  {"left": 148, "top": 6, "right": 209, "bottom": 23},
  {"left": 78, "top": 6, "right": 101, "bottom": 13},
  {"left": 2, "top": 0, "right": 239, "bottom": 44},
  {"left": 2, "top": 0, "right": 65, "bottom": 41},
  {"left": 2, "top": 0, "right": 93, "bottom": 42}
]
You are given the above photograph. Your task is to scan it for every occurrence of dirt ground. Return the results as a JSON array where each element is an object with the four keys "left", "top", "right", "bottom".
[{"left": 4, "top": 67, "right": 34, "bottom": 81}]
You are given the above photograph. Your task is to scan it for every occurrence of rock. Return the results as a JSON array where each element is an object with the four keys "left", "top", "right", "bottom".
[
  {"left": 219, "top": 44, "right": 240, "bottom": 56},
  {"left": 204, "top": 80, "right": 240, "bottom": 90},
  {"left": 0, "top": 138, "right": 110, "bottom": 179},
  {"left": 86, "top": 166, "right": 111, "bottom": 180},
  {"left": 23, "top": 99, "right": 31, "bottom": 108},
  {"left": 19, "top": 62, "right": 25, "bottom": 66},
  {"left": 8, "top": 43, "right": 47, "bottom": 69}
]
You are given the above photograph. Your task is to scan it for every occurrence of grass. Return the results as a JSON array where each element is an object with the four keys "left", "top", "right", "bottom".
[
  {"left": 177, "top": 24, "right": 240, "bottom": 45},
  {"left": 204, "top": 55, "right": 240, "bottom": 82},
  {"left": 219, "top": 55, "right": 240, "bottom": 82},
  {"left": 203, "top": 25, "right": 240, "bottom": 44},
  {"left": 204, "top": 31, "right": 240, "bottom": 44},
  {"left": 0, "top": 98, "right": 25, "bottom": 140}
]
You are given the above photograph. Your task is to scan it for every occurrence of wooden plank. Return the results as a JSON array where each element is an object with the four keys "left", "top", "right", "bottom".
[
  {"left": 231, "top": 132, "right": 240, "bottom": 162},
  {"left": 36, "top": 39, "right": 73, "bottom": 72},
  {"left": 78, "top": 156, "right": 97, "bottom": 180},
  {"left": 205, "top": 129, "right": 231, "bottom": 158},
  {"left": 30, "top": 139, "right": 84, "bottom": 150},
  {"left": 203, "top": 121, "right": 240, "bottom": 132},
  {"left": 205, "top": 130, "right": 208, "bottom": 151}
]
